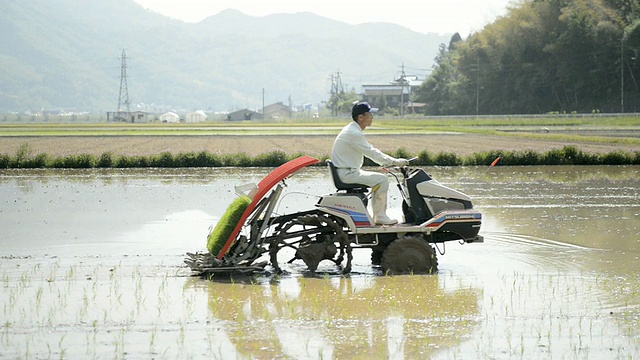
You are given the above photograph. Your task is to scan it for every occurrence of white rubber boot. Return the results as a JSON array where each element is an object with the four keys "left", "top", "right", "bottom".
[{"left": 372, "top": 190, "right": 398, "bottom": 225}]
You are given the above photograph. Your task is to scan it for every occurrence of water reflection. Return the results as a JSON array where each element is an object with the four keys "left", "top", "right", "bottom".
[{"left": 187, "top": 274, "right": 480, "bottom": 359}]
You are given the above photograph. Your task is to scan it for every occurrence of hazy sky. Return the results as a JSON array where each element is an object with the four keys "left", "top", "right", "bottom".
[{"left": 133, "top": 0, "right": 516, "bottom": 35}]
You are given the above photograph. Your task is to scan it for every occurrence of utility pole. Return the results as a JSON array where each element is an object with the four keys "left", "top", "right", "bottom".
[
  {"left": 475, "top": 57, "right": 480, "bottom": 116},
  {"left": 399, "top": 63, "right": 407, "bottom": 116},
  {"left": 329, "top": 71, "right": 343, "bottom": 116},
  {"left": 621, "top": 35, "right": 624, "bottom": 113},
  {"left": 329, "top": 74, "right": 335, "bottom": 116},
  {"left": 116, "top": 49, "right": 131, "bottom": 122}
]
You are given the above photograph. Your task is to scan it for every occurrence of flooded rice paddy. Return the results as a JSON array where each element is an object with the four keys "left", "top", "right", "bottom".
[{"left": 1, "top": 165, "right": 639, "bottom": 359}]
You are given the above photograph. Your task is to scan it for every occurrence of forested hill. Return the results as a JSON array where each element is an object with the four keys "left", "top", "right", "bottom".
[
  {"left": 415, "top": 0, "right": 640, "bottom": 115},
  {"left": 0, "top": 0, "right": 449, "bottom": 113}
]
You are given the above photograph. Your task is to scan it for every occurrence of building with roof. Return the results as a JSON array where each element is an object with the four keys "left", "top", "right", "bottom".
[
  {"left": 226, "top": 109, "right": 263, "bottom": 121},
  {"left": 159, "top": 111, "right": 180, "bottom": 123},
  {"left": 361, "top": 74, "right": 425, "bottom": 115},
  {"left": 263, "top": 102, "right": 291, "bottom": 119},
  {"left": 186, "top": 110, "right": 207, "bottom": 123}
]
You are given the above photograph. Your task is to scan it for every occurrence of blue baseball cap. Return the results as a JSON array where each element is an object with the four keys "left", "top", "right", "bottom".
[{"left": 352, "top": 101, "right": 378, "bottom": 120}]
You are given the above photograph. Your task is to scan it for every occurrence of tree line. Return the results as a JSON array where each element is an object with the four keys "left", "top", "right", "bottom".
[{"left": 414, "top": 0, "right": 640, "bottom": 115}]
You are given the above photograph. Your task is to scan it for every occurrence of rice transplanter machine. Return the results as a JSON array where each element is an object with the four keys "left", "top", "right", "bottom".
[{"left": 185, "top": 155, "right": 483, "bottom": 275}]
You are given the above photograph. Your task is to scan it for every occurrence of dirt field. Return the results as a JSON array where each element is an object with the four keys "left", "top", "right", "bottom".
[{"left": 0, "top": 133, "right": 636, "bottom": 157}]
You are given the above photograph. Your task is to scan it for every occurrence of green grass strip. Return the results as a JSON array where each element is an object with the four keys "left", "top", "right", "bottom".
[{"left": 1, "top": 144, "right": 639, "bottom": 168}]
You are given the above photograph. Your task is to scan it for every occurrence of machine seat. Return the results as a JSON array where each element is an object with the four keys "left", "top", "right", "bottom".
[{"left": 326, "top": 160, "right": 369, "bottom": 193}]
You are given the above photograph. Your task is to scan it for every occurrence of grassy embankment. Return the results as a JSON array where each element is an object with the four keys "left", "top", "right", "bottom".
[{"left": 1, "top": 116, "right": 639, "bottom": 168}]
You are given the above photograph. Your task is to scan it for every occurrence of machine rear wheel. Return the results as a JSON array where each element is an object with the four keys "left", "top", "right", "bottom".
[{"left": 380, "top": 236, "right": 438, "bottom": 275}]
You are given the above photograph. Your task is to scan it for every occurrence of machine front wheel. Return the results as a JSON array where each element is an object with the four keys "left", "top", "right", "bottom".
[{"left": 380, "top": 236, "right": 438, "bottom": 275}]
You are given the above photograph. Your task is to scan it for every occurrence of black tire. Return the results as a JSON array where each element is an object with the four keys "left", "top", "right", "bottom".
[{"left": 380, "top": 236, "right": 438, "bottom": 275}]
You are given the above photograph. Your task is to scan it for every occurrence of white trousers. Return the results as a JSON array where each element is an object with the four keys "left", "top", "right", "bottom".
[{"left": 336, "top": 168, "right": 389, "bottom": 192}]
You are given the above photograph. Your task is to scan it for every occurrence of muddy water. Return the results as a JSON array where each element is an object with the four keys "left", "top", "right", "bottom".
[{"left": 0, "top": 166, "right": 639, "bottom": 359}]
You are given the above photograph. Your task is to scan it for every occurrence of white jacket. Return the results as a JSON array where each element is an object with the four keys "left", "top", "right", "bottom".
[{"left": 331, "top": 121, "right": 396, "bottom": 169}]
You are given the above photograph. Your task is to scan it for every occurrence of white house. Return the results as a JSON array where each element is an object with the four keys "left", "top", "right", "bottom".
[
  {"left": 159, "top": 111, "right": 180, "bottom": 123},
  {"left": 186, "top": 110, "right": 207, "bottom": 123}
]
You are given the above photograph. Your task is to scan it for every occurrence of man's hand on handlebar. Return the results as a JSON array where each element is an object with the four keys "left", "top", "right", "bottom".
[{"left": 393, "top": 158, "right": 410, "bottom": 166}]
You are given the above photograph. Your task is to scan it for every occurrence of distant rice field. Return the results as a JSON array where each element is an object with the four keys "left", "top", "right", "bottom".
[{"left": 0, "top": 117, "right": 638, "bottom": 161}]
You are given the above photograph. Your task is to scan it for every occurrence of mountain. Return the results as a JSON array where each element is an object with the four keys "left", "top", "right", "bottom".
[{"left": 0, "top": 1, "right": 452, "bottom": 113}]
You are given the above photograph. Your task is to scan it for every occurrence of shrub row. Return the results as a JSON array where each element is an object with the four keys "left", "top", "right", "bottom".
[
  {"left": 0, "top": 148, "right": 310, "bottom": 169},
  {"left": 377, "top": 145, "right": 640, "bottom": 166},
  {"left": 1, "top": 146, "right": 639, "bottom": 169}
]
